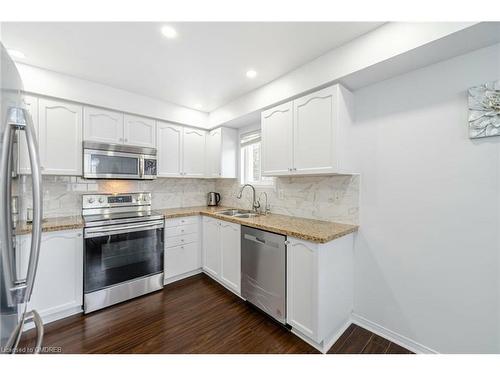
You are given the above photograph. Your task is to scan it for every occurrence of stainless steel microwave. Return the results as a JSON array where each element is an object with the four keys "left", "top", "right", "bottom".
[{"left": 83, "top": 141, "right": 157, "bottom": 180}]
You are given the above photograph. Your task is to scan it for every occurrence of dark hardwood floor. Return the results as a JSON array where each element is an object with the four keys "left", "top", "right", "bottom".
[{"left": 20, "top": 274, "right": 412, "bottom": 354}]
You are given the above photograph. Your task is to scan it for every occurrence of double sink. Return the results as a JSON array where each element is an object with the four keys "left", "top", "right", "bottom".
[{"left": 215, "top": 209, "right": 261, "bottom": 219}]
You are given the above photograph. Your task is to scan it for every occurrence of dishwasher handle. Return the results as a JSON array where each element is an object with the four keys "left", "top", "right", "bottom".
[
  {"left": 243, "top": 233, "right": 266, "bottom": 244},
  {"left": 243, "top": 233, "right": 282, "bottom": 249}
]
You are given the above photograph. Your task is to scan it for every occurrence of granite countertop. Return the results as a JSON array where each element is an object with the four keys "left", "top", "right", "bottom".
[
  {"left": 15, "top": 215, "right": 84, "bottom": 235},
  {"left": 14, "top": 206, "right": 358, "bottom": 243},
  {"left": 160, "top": 206, "right": 358, "bottom": 243}
]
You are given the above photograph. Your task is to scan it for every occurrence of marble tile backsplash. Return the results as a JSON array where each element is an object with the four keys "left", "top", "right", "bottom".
[
  {"left": 16, "top": 175, "right": 216, "bottom": 219},
  {"left": 215, "top": 175, "right": 360, "bottom": 224},
  {"left": 14, "top": 174, "right": 359, "bottom": 224}
]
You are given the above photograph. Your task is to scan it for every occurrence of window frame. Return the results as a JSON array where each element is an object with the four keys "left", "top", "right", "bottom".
[{"left": 239, "top": 130, "right": 274, "bottom": 188}]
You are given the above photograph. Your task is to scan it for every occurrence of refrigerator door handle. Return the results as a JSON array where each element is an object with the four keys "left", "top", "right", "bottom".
[
  {"left": 0, "top": 107, "right": 43, "bottom": 304},
  {"left": 0, "top": 107, "right": 17, "bottom": 306},
  {"left": 24, "top": 310, "right": 44, "bottom": 353},
  {"left": 19, "top": 107, "right": 43, "bottom": 303},
  {"left": 5, "top": 309, "right": 44, "bottom": 354}
]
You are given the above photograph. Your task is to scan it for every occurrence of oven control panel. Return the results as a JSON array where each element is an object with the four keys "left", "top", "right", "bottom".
[{"left": 82, "top": 192, "right": 151, "bottom": 209}]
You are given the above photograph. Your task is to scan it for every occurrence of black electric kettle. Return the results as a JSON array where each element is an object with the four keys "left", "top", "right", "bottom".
[{"left": 207, "top": 192, "right": 221, "bottom": 206}]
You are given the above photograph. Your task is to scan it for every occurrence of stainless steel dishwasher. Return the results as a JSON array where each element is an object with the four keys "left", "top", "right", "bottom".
[{"left": 241, "top": 225, "right": 287, "bottom": 324}]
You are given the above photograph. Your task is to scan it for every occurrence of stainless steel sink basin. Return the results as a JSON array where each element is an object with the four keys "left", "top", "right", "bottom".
[
  {"left": 216, "top": 209, "right": 251, "bottom": 216},
  {"left": 234, "top": 213, "right": 260, "bottom": 218}
]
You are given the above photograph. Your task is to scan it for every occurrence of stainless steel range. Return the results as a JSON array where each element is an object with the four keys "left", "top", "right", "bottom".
[{"left": 82, "top": 192, "right": 164, "bottom": 313}]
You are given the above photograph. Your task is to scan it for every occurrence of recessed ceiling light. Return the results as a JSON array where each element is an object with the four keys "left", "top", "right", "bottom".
[
  {"left": 8, "top": 49, "right": 25, "bottom": 59},
  {"left": 246, "top": 70, "right": 257, "bottom": 79},
  {"left": 161, "top": 25, "right": 178, "bottom": 39}
]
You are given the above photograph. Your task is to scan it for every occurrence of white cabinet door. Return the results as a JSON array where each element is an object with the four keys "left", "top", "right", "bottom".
[
  {"left": 293, "top": 86, "right": 337, "bottom": 174},
  {"left": 16, "top": 230, "right": 83, "bottom": 324},
  {"left": 206, "top": 128, "right": 222, "bottom": 178},
  {"left": 220, "top": 221, "right": 241, "bottom": 294},
  {"left": 261, "top": 101, "right": 293, "bottom": 176},
  {"left": 38, "top": 98, "right": 82, "bottom": 175},
  {"left": 183, "top": 127, "right": 206, "bottom": 177},
  {"left": 287, "top": 238, "right": 318, "bottom": 341},
  {"left": 202, "top": 217, "right": 220, "bottom": 277},
  {"left": 18, "top": 95, "right": 38, "bottom": 174},
  {"left": 83, "top": 106, "right": 124, "bottom": 144},
  {"left": 123, "top": 114, "right": 156, "bottom": 148},
  {"left": 157, "top": 122, "right": 183, "bottom": 177},
  {"left": 164, "top": 242, "right": 200, "bottom": 279}
]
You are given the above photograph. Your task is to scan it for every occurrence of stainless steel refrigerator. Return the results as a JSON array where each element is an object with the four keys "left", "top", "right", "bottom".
[{"left": 1, "top": 43, "right": 44, "bottom": 354}]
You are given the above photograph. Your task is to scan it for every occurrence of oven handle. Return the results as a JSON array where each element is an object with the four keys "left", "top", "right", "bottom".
[{"left": 84, "top": 220, "right": 164, "bottom": 239}]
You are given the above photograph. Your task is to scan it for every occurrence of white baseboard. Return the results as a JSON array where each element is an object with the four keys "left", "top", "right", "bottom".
[
  {"left": 163, "top": 269, "right": 203, "bottom": 285},
  {"left": 201, "top": 270, "right": 244, "bottom": 300},
  {"left": 23, "top": 305, "right": 82, "bottom": 332},
  {"left": 351, "top": 313, "right": 438, "bottom": 354},
  {"left": 290, "top": 319, "right": 352, "bottom": 353},
  {"left": 322, "top": 319, "right": 353, "bottom": 353}
]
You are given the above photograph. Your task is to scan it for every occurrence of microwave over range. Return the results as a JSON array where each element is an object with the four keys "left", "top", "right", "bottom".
[{"left": 83, "top": 141, "right": 157, "bottom": 180}]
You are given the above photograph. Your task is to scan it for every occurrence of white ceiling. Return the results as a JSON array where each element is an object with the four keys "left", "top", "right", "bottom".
[{"left": 1, "top": 22, "right": 383, "bottom": 111}]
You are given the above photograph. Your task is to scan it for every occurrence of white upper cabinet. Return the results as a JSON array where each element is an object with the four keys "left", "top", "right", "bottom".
[
  {"left": 206, "top": 127, "right": 237, "bottom": 178},
  {"left": 157, "top": 122, "right": 183, "bottom": 177},
  {"left": 261, "top": 101, "right": 293, "bottom": 176},
  {"left": 182, "top": 127, "right": 206, "bottom": 178},
  {"left": 261, "top": 84, "right": 354, "bottom": 176},
  {"left": 83, "top": 107, "right": 124, "bottom": 144},
  {"left": 206, "top": 128, "right": 222, "bottom": 177},
  {"left": 18, "top": 95, "right": 39, "bottom": 174},
  {"left": 83, "top": 109, "right": 155, "bottom": 148},
  {"left": 123, "top": 114, "right": 156, "bottom": 148},
  {"left": 38, "top": 98, "right": 82, "bottom": 175},
  {"left": 293, "top": 86, "right": 337, "bottom": 174}
]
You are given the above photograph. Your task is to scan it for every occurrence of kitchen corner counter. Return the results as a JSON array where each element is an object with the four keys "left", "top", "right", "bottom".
[
  {"left": 160, "top": 206, "right": 358, "bottom": 243},
  {"left": 15, "top": 215, "right": 84, "bottom": 236}
]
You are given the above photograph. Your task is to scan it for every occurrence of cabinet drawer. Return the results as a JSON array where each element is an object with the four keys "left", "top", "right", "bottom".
[
  {"left": 165, "top": 233, "right": 198, "bottom": 248},
  {"left": 165, "top": 216, "right": 199, "bottom": 228},
  {"left": 165, "top": 223, "right": 198, "bottom": 237},
  {"left": 164, "top": 242, "right": 200, "bottom": 279}
]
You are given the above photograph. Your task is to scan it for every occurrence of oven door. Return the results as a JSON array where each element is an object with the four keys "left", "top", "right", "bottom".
[
  {"left": 83, "top": 149, "right": 141, "bottom": 179},
  {"left": 84, "top": 220, "right": 164, "bottom": 293}
]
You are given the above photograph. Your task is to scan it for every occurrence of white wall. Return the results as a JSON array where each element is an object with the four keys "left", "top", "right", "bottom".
[
  {"left": 351, "top": 43, "right": 500, "bottom": 353},
  {"left": 16, "top": 63, "right": 209, "bottom": 128}
]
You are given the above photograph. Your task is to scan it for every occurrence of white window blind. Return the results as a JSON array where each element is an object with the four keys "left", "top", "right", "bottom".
[{"left": 240, "top": 130, "right": 261, "bottom": 148}]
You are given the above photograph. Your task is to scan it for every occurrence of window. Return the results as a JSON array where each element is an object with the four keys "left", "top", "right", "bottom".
[{"left": 240, "top": 130, "right": 274, "bottom": 186}]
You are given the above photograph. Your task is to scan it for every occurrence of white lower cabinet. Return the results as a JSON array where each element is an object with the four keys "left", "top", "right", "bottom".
[
  {"left": 164, "top": 216, "right": 202, "bottom": 283},
  {"left": 286, "top": 234, "right": 354, "bottom": 352},
  {"left": 16, "top": 229, "right": 83, "bottom": 326},
  {"left": 219, "top": 221, "right": 241, "bottom": 293},
  {"left": 201, "top": 216, "right": 221, "bottom": 278},
  {"left": 202, "top": 216, "right": 241, "bottom": 295}
]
